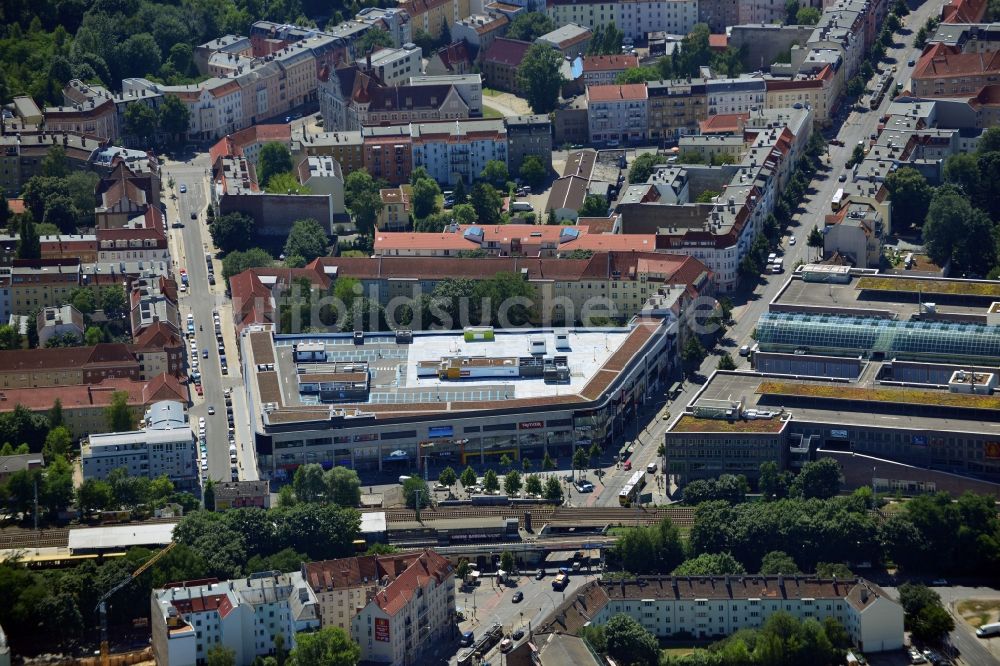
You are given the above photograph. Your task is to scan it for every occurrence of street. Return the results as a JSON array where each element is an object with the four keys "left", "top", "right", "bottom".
[{"left": 163, "top": 155, "right": 258, "bottom": 484}]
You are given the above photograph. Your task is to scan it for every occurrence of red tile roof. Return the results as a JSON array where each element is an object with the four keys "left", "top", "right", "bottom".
[
  {"left": 432, "top": 41, "right": 472, "bottom": 73},
  {"left": 709, "top": 34, "right": 728, "bottom": 50},
  {"left": 482, "top": 38, "right": 532, "bottom": 66},
  {"left": 587, "top": 84, "right": 648, "bottom": 102},
  {"left": 582, "top": 54, "right": 639, "bottom": 72},
  {"left": 913, "top": 42, "right": 1000, "bottom": 80},
  {"left": 171, "top": 593, "right": 235, "bottom": 619},
  {"left": 0, "top": 377, "right": 151, "bottom": 412},
  {"left": 7, "top": 199, "right": 24, "bottom": 215},
  {"left": 941, "top": 0, "right": 987, "bottom": 22},
  {"left": 303, "top": 551, "right": 426, "bottom": 592},
  {"left": 372, "top": 550, "right": 453, "bottom": 616},
  {"left": 699, "top": 113, "right": 748, "bottom": 135}
]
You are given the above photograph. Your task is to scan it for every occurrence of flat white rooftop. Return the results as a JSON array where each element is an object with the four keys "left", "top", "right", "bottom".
[{"left": 68, "top": 522, "right": 176, "bottom": 553}]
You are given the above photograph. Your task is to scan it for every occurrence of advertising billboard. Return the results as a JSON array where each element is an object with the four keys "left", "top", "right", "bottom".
[{"left": 375, "top": 617, "right": 390, "bottom": 642}]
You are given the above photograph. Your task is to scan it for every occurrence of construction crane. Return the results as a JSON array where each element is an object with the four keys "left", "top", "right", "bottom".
[{"left": 95, "top": 541, "right": 176, "bottom": 666}]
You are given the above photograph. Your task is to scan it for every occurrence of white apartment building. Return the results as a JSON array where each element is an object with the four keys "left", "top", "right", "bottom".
[
  {"left": 362, "top": 44, "right": 423, "bottom": 85},
  {"left": 81, "top": 401, "right": 197, "bottom": 487},
  {"left": 151, "top": 571, "right": 320, "bottom": 666},
  {"left": 547, "top": 0, "right": 698, "bottom": 42},
  {"left": 587, "top": 84, "right": 648, "bottom": 145},
  {"left": 350, "top": 550, "right": 455, "bottom": 665},
  {"left": 408, "top": 74, "right": 484, "bottom": 117},
  {"left": 556, "top": 576, "right": 904, "bottom": 653},
  {"left": 706, "top": 77, "right": 767, "bottom": 116},
  {"left": 411, "top": 118, "right": 508, "bottom": 185}
]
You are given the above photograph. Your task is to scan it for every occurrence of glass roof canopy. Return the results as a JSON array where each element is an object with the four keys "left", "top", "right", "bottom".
[{"left": 755, "top": 312, "right": 1000, "bottom": 363}]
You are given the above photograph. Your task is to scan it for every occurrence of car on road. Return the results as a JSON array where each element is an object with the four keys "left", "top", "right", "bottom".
[
  {"left": 179, "top": 184, "right": 187, "bottom": 193},
  {"left": 195, "top": 385, "right": 203, "bottom": 396},
  {"left": 646, "top": 462, "right": 658, "bottom": 474},
  {"left": 190, "top": 211, "right": 197, "bottom": 220},
  {"left": 829, "top": 138, "right": 844, "bottom": 147},
  {"left": 838, "top": 173, "right": 847, "bottom": 182},
  {"left": 460, "top": 631, "right": 474, "bottom": 647},
  {"left": 512, "top": 591, "right": 523, "bottom": 603},
  {"left": 908, "top": 58, "right": 915, "bottom": 66},
  {"left": 623, "top": 460, "right": 632, "bottom": 470},
  {"left": 575, "top": 481, "right": 594, "bottom": 493},
  {"left": 535, "top": 570, "right": 545, "bottom": 580},
  {"left": 208, "top": 405, "right": 215, "bottom": 415},
  {"left": 788, "top": 235, "right": 796, "bottom": 245},
  {"left": 202, "top": 349, "right": 209, "bottom": 358},
  {"left": 739, "top": 344, "right": 751, "bottom": 357},
  {"left": 500, "top": 638, "right": 513, "bottom": 652},
  {"left": 512, "top": 629, "right": 525, "bottom": 641}
]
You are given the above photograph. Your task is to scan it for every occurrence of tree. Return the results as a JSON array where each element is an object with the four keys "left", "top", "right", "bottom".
[
  {"left": 572, "top": 447, "right": 588, "bottom": 482},
  {"left": 77, "top": 478, "right": 114, "bottom": 514},
  {"left": 0, "top": 324, "right": 21, "bottom": 351},
  {"left": 898, "top": 583, "right": 942, "bottom": 621},
  {"left": 206, "top": 645, "right": 236, "bottom": 666},
  {"left": 789, "top": 458, "right": 841, "bottom": 499},
  {"left": 101, "top": 285, "right": 127, "bottom": 320},
  {"left": 506, "top": 12, "right": 555, "bottom": 41},
  {"left": 48, "top": 399, "right": 64, "bottom": 429},
  {"left": 124, "top": 103, "right": 158, "bottom": 143},
  {"left": 884, "top": 167, "right": 932, "bottom": 229},
  {"left": 681, "top": 336, "right": 707, "bottom": 373},
  {"left": 543, "top": 475, "right": 563, "bottom": 502},
  {"left": 460, "top": 466, "right": 477, "bottom": 488},
  {"left": 222, "top": 247, "right": 273, "bottom": 283},
  {"left": 479, "top": 160, "right": 509, "bottom": 187},
  {"left": 85, "top": 326, "right": 103, "bottom": 346},
  {"left": 911, "top": 604, "right": 955, "bottom": 643},
  {"left": 289, "top": 626, "right": 360, "bottom": 666},
  {"left": 518, "top": 155, "right": 547, "bottom": 189},
  {"left": 613, "top": 518, "right": 685, "bottom": 575},
  {"left": 345, "top": 170, "right": 383, "bottom": 235},
  {"left": 673, "top": 552, "right": 747, "bottom": 576},
  {"left": 158, "top": 94, "right": 190, "bottom": 138},
  {"left": 759, "top": 550, "right": 801, "bottom": 575},
  {"left": 978, "top": 126, "right": 1000, "bottom": 154},
  {"left": 283, "top": 219, "right": 328, "bottom": 263},
  {"left": 43, "top": 426, "right": 73, "bottom": 460},
  {"left": 758, "top": 461, "right": 789, "bottom": 501},
  {"left": 355, "top": 28, "right": 392, "bottom": 56},
  {"left": 516, "top": 43, "right": 563, "bottom": 114},
  {"left": 469, "top": 183, "right": 503, "bottom": 225},
  {"left": 259, "top": 142, "right": 294, "bottom": 187},
  {"left": 438, "top": 466, "right": 457, "bottom": 488},
  {"left": 292, "top": 463, "right": 326, "bottom": 502},
  {"left": 105, "top": 390, "right": 134, "bottom": 431},
  {"left": 717, "top": 353, "right": 736, "bottom": 370},
  {"left": 542, "top": 451, "right": 556, "bottom": 470},
  {"left": 525, "top": 473, "right": 543, "bottom": 496},
  {"left": 43, "top": 194, "right": 77, "bottom": 233},
  {"left": 324, "top": 467, "right": 361, "bottom": 507},
  {"left": 942, "top": 152, "right": 980, "bottom": 196},
  {"left": 500, "top": 549, "right": 515, "bottom": 573},
  {"left": 504, "top": 470, "right": 522, "bottom": 496},
  {"left": 210, "top": 212, "right": 255, "bottom": 253},
  {"left": 796, "top": 6, "right": 821, "bottom": 23},
  {"left": 40, "top": 146, "right": 68, "bottom": 178},
  {"left": 265, "top": 171, "right": 309, "bottom": 195},
  {"left": 411, "top": 177, "right": 441, "bottom": 219},
  {"left": 578, "top": 194, "right": 608, "bottom": 217},
  {"left": 451, "top": 203, "right": 477, "bottom": 225},
  {"left": 402, "top": 476, "right": 430, "bottom": 508},
  {"left": 807, "top": 226, "right": 824, "bottom": 254},
  {"left": 483, "top": 469, "right": 500, "bottom": 493},
  {"left": 605, "top": 614, "right": 659, "bottom": 666}
]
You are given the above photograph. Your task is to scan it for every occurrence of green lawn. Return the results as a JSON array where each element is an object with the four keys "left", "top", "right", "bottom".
[{"left": 482, "top": 105, "right": 503, "bottom": 119}]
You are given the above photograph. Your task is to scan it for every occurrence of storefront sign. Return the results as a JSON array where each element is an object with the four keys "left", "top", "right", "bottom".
[
  {"left": 830, "top": 429, "right": 848, "bottom": 439},
  {"left": 428, "top": 426, "right": 454, "bottom": 438},
  {"left": 912, "top": 435, "right": 927, "bottom": 446},
  {"left": 375, "top": 617, "right": 390, "bottom": 642},
  {"left": 518, "top": 421, "right": 544, "bottom": 430},
  {"left": 986, "top": 442, "right": 1000, "bottom": 460}
]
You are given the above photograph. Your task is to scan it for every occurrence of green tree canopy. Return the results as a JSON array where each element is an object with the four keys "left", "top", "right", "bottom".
[
  {"left": 516, "top": 43, "right": 563, "bottom": 114},
  {"left": 789, "top": 458, "right": 842, "bottom": 499},
  {"left": 402, "top": 476, "right": 430, "bottom": 508},
  {"left": 673, "top": 552, "right": 747, "bottom": 576},
  {"left": 283, "top": 218, "right": 329, "bottom": 263},
  {"left": 796, "top": 6, "right": 821, "bottom": 23},
  {"left": 469, "top": 183, "right": 503, "bottom": 225},
  {"left": 259, "top": 142, "right": 294, "bottom": 187},
  {"left": 578, "top": 194, "right": 608, "bottom": 217},
  {"left": 355, "top": 28, "right": 392, "bottom": 56},
  {"left": 158, "top": 94, "right": 190, "bottom": 137},
  {"left": 884, "top": 167, "right": 932, "bottom": 228},
  {"left": 479, "top": 160, "right": 509, "bottom": 187},
  {"left": 506, "top": 12, "right": 555, "bottom": 41},
  {"left": 289, "top": 626, "right": 360, "bottom": 666},
  {"left": 604, "top": 614, "right": 659, "bottom": 666},
  {"left": 759, "top": 550, "right": 801, "bottom": 575},
  {"left": 222, "top": 247, "right": 274, "bottom": 283},
  {"left": 105, "top": 390, "right": 134, "bottom": 431},
  {"left": 411, "top": 177, "right": 441, "bottom": 219},
  {"left": 518, "top": 155, "right": 547, "bottom": 189},
  {"left": 210, "top": 212, "right": 255, "bottom": 253},
  {"left": 345, "top": 170, "right": 383, "bottom": 235},
  {"left": 16, "top": 217, "right": 41, "bottom": 260},
  {"left": 324, "top": 467, "right": 361, "bottom": 507}
]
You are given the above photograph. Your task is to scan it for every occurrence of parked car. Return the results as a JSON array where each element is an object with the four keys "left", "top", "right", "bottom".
[
  {"left": 512, "top": 629, "right": 525, "bottom": 641},
  {"left": 739, "top": 345, "right": 751, "bottom": 357},
  {"left": 208, "top": 405, "right": 215, "bottom": 415},
  {"left": 179, "top": 184, "right": 187, "bottom": 193},
  {"left": 535, "top": 570, "right": 545, "bottom": 580},
  {"left": 512, "top": 591, "right": 523, "bottom": 603}
]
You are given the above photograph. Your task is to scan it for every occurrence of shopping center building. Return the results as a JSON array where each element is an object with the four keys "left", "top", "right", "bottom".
[{"left": 242, "top": 319, "right": 678, "bottom": 480}]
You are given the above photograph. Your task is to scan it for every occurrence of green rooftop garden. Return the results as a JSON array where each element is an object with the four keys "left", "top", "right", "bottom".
[
  {"left": 670, "top": 415, "right": 786, "bottom": 433},
  {"left": 856, "top": 276, "right": 1000, "bottom": 298},
  {"left": 757, "top": 381, "right": 1000, "bottom": 410}
]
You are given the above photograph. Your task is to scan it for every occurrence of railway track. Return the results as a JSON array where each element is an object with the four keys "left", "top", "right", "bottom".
[
  {"left": 383, "top": 504, "right": 557, "bottom": 523},
  {"left": 0, "top": 516, "right": 180, "bottom": 551}
]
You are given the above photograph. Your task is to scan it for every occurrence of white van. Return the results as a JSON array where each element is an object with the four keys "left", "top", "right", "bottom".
[
  {"left": 510, "top": 201, "right": 533, "bottom": 213},
  {"left": 977, "top": 622, "right": 1000, "bottom": 638}
]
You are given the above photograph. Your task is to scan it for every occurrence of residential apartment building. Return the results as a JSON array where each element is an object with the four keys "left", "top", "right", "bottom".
[
  {"left": 546, "top": 0, "right": 698, "bottom": 42},
  {"left": 350, "top": 551, "right": 455, "bottom": 665},
  {"left": 698, "top": 0, "right": 740, "bottom": 31},
  {"left": 505, "top": 114, "right": 553, "bottom": 173},
  {"left": 0, "top": 130, "right": 101, "bottom": 197},
  {"left": 0, "top": 374, "right": 187, "bottom": 438},
  {"left": 411, "top": 118, "right": 508, "bottom": 185},
  {"left": 96, "top": 226, "right": 170, "bottom": 264},
  {"left": 399, "top": 0, "right": 472, "bottom": 39},
  {"left": 582, "top": 55, "right": 640, "bottom": 86},
  {"left": 151, "top": 571, "right": 320, "bottom": 666},
  {"left": 540, "top": 577, "right": 904, "bottom": 653},
  {"left": 43, "top": 97, "right": 119, "bottom": 143},
  {"left": 36, "top": 305, "right": 84, "bottom": 347},
  {"left": 81, "top": 400, "right": 196, "bottom": 486},
  {"left": 706, "top": 77, "right": 767, "bottom": 116},
  {"left": 303, "top": 551, "right": 447, "bottom": 635},
  {"left": 297, "top": 156, "right": 346, "bottom": 215},
  {"left": 647, "top": 78, "right": 708, "bottom": 143},
  {"left": 293, "top": 130, "right": 365, "bottom": 176},
  {"left": 425, "top": 41, "right": 474, "bottom": 76},
  {"left": 0, "top": 339, "right": 184, "bottom": 389},
  {"left": 207, "top": 124, "right": 292, "bottom": 170},
  {"left": 587, "top": 84, "right": 648, "bottom": 145},
  {"left": 912, "top": 42, "right": 1000, "bottom": 96},
  {"left": 363, "top": 125, "right": 414, "bottom": 185},
  {"left": 823, "top": 202, "right": 885, "bottom": 268},
  {"left": 130, "top": 277, "right": 181, "bottom": 339},
  {"left": 355, "top": 7, "right": 413, "bottom": 47},
  {"left": 94, "top": 161, "right": 162, "bottom": 231},
  {"left": 453, "top": 13, "right": 510, "bottom": 54},
  {"left": 377, "top": 185, "right": 413, "bottom": 231},
  {"left": 360, "top": 45, "right": 423, "bottom": 85},
  {"left": 765, "top": 67, "right": 835, "bottom": 125},
  {"left": 480, "top": 38, "right": 532, "bottom": 94}
]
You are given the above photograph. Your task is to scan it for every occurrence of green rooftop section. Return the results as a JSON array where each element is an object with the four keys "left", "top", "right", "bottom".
[
  {"left": 757, "top": 381, "right": 1000, "bottom": 410},
  {"left": 671, "top": 414, "right": 786, "bottom": 433},
  {"left": 856, "top": 276, "right": 1000, "bottom": 298}
]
